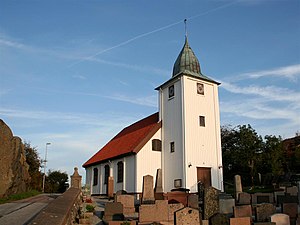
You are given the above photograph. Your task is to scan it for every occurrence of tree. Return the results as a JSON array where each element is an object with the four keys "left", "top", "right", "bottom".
[
  {"left": 24, "top": 141, "right": 42, "bottom": 191},
  {"left": 221, "top": 124, "right": 263, "bottom": 187},
  {"left": 46, "top": 170, "right": 68, "bottom": 193}
]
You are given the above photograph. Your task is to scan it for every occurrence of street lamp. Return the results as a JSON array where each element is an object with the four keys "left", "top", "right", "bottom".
[{"left": 42, "top": 142, "right": 51, "bottom": 193}]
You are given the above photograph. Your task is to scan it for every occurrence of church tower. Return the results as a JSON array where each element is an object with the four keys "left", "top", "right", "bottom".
[{"left": 156, "top": 37, "right": 223, "bottom": 192}]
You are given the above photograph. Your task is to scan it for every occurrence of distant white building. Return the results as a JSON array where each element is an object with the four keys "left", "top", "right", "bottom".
[{"left": 83, "top": 37, "right": 223, "bottom": 195}]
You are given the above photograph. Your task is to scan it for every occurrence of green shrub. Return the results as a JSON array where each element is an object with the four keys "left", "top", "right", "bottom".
[{"left": 86, "top": 204, "right": 95, "bottom": 212}]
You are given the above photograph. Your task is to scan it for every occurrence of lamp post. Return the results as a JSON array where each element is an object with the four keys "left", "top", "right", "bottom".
[{"left": 42, "top": 142, "right": 51, "bottom": 193}]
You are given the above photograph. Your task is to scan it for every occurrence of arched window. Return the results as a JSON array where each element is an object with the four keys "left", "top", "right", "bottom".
[
  {"left": 104, "top": 165, "right": 110, "bottom": 184},
  {"left": 93, "top": 168, "right": 98, "bottom": 186},
  {"left": 117, "top": 161, "right": 124, "bottom": 183}
]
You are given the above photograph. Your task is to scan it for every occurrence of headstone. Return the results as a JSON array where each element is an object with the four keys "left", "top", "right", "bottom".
[
  {"left": 174, "top": 207, "right": 201, "bottom": 225},
  {"left": 70, "top": 167, "right": 82, "bottom": 189},
  {"left": 209, "top": 213, "right": 229, "bottom": 225},
  {"left": 281, "top": 202, "right": 298, "bottom": 219},
  {"left": 188, "top": 194, "right": 199, "bottom": 209},
  {"left": 252, "top": 193, "right": 274, "bottom": 204},
  {"left": 116, "top": 194, "right": 135, "bottom": 214},
  {"left": 202, "top": 220, "right": 209, "bottom": 225},
  {"left": 204, "top": 186, "right": 219, "bottom": 220},
  {"left": 255, "top": 203, "right": 276, "bottom": 222},
  {"left": 298, "top": 181, "right": 300, "bottom": 205},
  {"left": 238, "top": 192, "right": 251, "bottom": 205},
  {"left": 154, "top": 168, "right": 163, "bottom": 193},
  {"left": 270, "top": 213, "right": 290, "bottom": 225},
  {"left": 274, "top": 191, "right": 285, "bottom": 206},
  {"left": 139, "top": 200, "right": 168, "bottom": 223},
  {"left": 233, "top": 205, "right": 252, "bottom": 218},
  {"left": 141, "top": 175, "right": 155, "bottom": 204},
  {"left": 108, "top": 176, "right": 114, "bottom": 199},
  {"left": 219, "top": 198, "right": 235, "bottom": 215},
  {"left": 286, "top": 186, "right": 298, "bottom": 196},
  {"left": 103, "top": 202, "right": 124, "bottom": 222},
  {"left": 230, "top": 217, "right": 251, "bottom": 225},
  {"left": 234, "top": 175, "right": 243, "bottom": 200},
  {"left": 164, "top": 191, "right": 189, "bottom": 206},
  {"left": 253, "top": 223, "right": 276, "bottom": 225},
  {"left": 277, "top": 193, "right": 298, "bottom": 204},
  {"left": 168, "top": 203, "right": 184, "bottom": 222}
]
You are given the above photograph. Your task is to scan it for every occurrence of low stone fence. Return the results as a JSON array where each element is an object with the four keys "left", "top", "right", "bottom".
[{"left": 29, "top": 187, "right": 81, "bottom": 225}]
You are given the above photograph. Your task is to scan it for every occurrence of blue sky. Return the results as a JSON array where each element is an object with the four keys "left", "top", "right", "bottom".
[{"left": 1, "top": 0, "right": 299, "bottom": 180}]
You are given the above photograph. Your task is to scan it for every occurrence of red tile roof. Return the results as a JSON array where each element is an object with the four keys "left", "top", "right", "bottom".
[{"left": 83, "top": 112, "right": 161, "bottom": 168}]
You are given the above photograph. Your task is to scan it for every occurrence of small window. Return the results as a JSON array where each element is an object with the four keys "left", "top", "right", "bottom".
[
  {"left": 104, "top": 165, "right": 110, "bottom": 184},
  {"left": 170, "top": 142, "right": 175, "bottom": 153},
  {"left": 197, "top": 83, "right": 204, "bottom": 95},
  {"left": 152, "top": 139, "right": 162, "bottom": 151},
  {"left": 93, "top": 168, "right": 98, "bottom": 186},
  {"left": 199, "top": 116, "right": 205, "bottom": 127},
  {"left": 169, "top": 85, "right": 174, "bottom": 98},
  {"left": 117, "top": 161, "right": 124, "bottom": 183}
]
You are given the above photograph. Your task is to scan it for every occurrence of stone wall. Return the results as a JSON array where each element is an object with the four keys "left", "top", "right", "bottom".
[{"left": 0, "top": 119, "right": 31, "bottom": 198}]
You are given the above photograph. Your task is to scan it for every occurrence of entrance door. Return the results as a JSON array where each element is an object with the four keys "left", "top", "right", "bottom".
[{"left": 197, "top": 167, "right": 211, "bottom": 188}]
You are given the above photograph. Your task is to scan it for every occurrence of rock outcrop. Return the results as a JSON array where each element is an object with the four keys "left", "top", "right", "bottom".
[{"left": 0, "top": 119, "right": 31, "bottom": 198}]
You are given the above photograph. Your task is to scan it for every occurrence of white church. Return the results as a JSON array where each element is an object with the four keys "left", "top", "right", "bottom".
[{"left": 83, "top": 37, "right": 223, "bottom": 195}]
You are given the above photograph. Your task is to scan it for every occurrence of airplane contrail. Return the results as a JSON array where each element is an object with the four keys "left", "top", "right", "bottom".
[{"left": 69, "top": 0, "right": 240, "bottom": 68}]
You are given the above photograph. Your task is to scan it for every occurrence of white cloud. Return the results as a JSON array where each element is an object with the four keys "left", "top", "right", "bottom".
[
  {"left": 106, "top": 94, "right": 157, "bottom": 107},
  {"left": 239, "top": 64, "right": 300, "bottom": 81},
  {"left": 221, "top": 81, "right": 300, "bottom": 105}
]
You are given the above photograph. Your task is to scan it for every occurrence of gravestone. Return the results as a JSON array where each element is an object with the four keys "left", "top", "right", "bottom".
[
  {"left": 281, "top": 203, "right": 298, "bottom": 219},
  {"left": 233, "top": 205, "right": 252, "bottom": 218},
  {"left": 274, "top": 191, "right": 285, "bottom": 206},
  {"left": 298, "top": 181, "right": 300, "bottom": 205},
  {"left": 154, "top": 168, "right": 163, "bottom": 193},
  {"left": 238, "top": 192, "right": 251, "bottom": 205},
  {"left": 230, "top": 217, "right": 251, "bottom": 225},
  {"left": 188, "top": 194, "right": 199, "bottom": 209},
  {"left": 116, "top": 194, "right": 135, "bottom": 214},
  {"left": 108, "top": 176, "right": 114, "bottom": 199},
  {"left": 219, "top": 195, "right": 235, "bottom": 215},
  {"left": 174, "top": 207, "right": 201, "bottom": 225},
  {"left": 252, "top": 193, "right": 274, "bottom": 204},
  {"left": 255, "top": 203, "right": 275, "bottom": 222},
  {"left": 168, "top": 203, "right": 184, "bottom": 222},
  {"left": 142, "top": 175, "right": 155, "bottom": 204},
  {"left": 277, "top": 193, "right": 298, "bottom": 204},
  {"left": 204, "top": 186, "right": 219, "bottom": 220},
  {"left": 103, "top": 202, "right": 124, "bottom": 222},
  {"left": 209, "top": 213, "right": 229, "bottom": 225},
  {"left": 234, "top": 175, "right": 243, "bottom": 200},
  {"left": 270, "top": 213, "right": 290, "bottom": 225},
  {"left": 253, "top": 223, "right": 276, "bottom": 225},
  {"left": 139, "top": 200, "right": 168, "bottom": 223},
  {"left": 70, "top": 167, "right": 82, "bottom": 189},
  {"left": 286, "top": 186, "right": 298, "bottom": 196}
]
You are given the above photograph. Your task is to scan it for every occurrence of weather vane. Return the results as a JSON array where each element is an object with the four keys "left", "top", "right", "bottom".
[{"left": 184, "top": 19, "right": 188, "bottom": 38}]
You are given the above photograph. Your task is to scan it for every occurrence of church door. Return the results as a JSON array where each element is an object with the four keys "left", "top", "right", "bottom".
[{"left": 197, "top": 167, "right": 211, "bottom": 188}]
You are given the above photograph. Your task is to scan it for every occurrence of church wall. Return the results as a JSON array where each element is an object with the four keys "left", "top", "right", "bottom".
[
  {"left": 136, "top": 129, "right": 162, "bottom": 193},
  {"left": 183, "top": 77, "right": 223, "bottom": 191},
  {"left": 161, "top": 79, "right": 184, "bottom": 192}
]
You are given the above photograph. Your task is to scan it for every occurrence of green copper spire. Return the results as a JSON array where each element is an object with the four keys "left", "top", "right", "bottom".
[{"left": 172, "top": 37, "right": 201, "bottom": 77}]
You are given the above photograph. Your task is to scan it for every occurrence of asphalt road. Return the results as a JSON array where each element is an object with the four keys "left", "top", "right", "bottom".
[{"left": 0, "top": 194, "right": 59, "bottom": 225}]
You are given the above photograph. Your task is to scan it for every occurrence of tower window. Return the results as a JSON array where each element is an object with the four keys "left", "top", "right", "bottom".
[
  {"left": 199, "top": 116, "right": 205, "bottom": 127},
  {"left": 170, "top": 142, "right": 175, "bottom": 153},
  {"left": 104, "top": 164, "right": 110, "bottom": 184},
  {"left": 152, "top": 139, "right": 162, "bottom": 151},
  {"left": 117, "top": 161, "right": 124, "bottom": 183},
  {"left": 169, "top": 85, "right": 174, "bottom": 98},
  {"left": 197, "top": 83, "right": 204, "bottom": 95},
  {"left": 93, "top": 168, "right": 98, "bottom": 186}
]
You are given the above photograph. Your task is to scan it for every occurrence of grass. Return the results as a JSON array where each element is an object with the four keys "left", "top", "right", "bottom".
[{"left": 0, "top": 190, "right": 41, "bottom": 204}]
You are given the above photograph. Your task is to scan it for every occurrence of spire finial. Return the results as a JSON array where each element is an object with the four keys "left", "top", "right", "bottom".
[{"left": 184, "top": 19, "right": 188, "bottom": 39}]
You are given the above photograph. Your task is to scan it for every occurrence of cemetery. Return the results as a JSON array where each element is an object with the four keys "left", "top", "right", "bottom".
[{"left": 78, "top": 173, "right": 300, "bottom": 225}]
